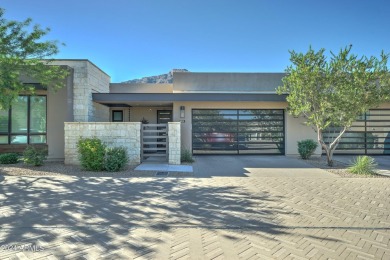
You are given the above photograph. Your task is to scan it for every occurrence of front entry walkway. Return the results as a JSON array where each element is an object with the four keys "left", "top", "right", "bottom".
[{"left": 135, "top": 163, "right": 193, "bottom": 173}]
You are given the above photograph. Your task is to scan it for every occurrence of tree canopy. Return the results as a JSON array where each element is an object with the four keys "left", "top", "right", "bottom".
[
  {"left": 0, "top": 8, "right": 68, "bottom": 109},
  {"left": 277, "top": 45, "right": 390, "bottom": 166}
]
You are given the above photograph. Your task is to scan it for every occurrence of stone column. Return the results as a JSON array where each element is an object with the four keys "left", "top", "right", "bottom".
[
  {"left": 129, "top": 122, "right": 141, "bottom": 165},
  {"left": 168, "top": 122, "right": 181, "bottom": 165},
  {"left": 64, "top": 122, "right": 80, "bottom": 165}
]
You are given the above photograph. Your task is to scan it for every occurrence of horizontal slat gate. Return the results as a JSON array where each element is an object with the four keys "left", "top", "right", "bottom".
[{"left": 141, "top": 124, "right": 168, "bottom": 162}]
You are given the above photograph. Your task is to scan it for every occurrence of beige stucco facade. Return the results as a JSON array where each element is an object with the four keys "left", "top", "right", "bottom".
[
  {"left": 46, "top": 78, "right": 74, "bottom": 160},
  {"left": 173, "top": 72, "right": 284, "bottom": 93},
  {"left": 2, "top": 60, "right": 388, "bottom": 162}
]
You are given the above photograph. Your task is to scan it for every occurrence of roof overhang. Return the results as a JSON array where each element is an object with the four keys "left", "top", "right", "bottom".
[{"left": 93, "top": 93, "right": 287, "bottom": 107}]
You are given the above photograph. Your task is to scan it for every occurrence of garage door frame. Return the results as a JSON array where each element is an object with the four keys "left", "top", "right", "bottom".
[
  {"left": 192, "top": 109, "right": 286, "bottom": 155},
  {"left": 323, "top": 109, "right": 390, "bottom": 155}
]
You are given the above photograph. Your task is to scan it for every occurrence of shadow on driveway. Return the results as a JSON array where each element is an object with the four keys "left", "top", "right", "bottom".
[{"left": 0, "top": 175, "right": 306, "bottom": 258}]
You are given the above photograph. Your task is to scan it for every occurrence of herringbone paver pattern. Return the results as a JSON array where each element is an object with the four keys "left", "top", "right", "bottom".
[{"left": 0, "top": 175, "right": 389, "bottom": 259}]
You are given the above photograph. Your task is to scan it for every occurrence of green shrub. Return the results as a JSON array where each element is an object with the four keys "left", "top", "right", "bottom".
[
  {"left": 22, "top": 146, "right": 47, "bottom": 166},
  {"left": 77, "top": 137, "right": 106, "bottom": 171},
  {"left": 297, "top": 139, "right": 318, "bottom": 159},
  {"left": 104, "top": 146, "right": 129, "bottom": 172},
  {"left": 0, "top": 153, "right": 19, "bottom": 164},
  {"left": 181, "top": 149, "right": 194, "bottom": 163},
  {"left": 348, "top": 156, "right": 377, "bottom": 175}
]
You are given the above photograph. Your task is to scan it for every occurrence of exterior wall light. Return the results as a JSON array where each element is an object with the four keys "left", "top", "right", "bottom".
[{"left": 180, "top": 106, "right": 185, "bottom": 118}]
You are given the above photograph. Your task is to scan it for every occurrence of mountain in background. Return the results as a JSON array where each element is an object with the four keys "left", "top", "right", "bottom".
[{"left": 122, "top": 69, "right": 189, "bottom": 83}]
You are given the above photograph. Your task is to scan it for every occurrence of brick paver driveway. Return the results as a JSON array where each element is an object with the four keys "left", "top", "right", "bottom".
[{"left": 0, "top": 174, "right": 389, "bottom": 259}]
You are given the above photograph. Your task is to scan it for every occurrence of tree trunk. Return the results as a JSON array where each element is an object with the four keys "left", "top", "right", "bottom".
[
  {"left": 318, "top": 129, "right": 333, "bottom": 166},
  {"left": 317, "top": 126, "right": 347, "bottom": 167},
  {"left": 325, "top": 147, "right": 334, "bottom": 167}
]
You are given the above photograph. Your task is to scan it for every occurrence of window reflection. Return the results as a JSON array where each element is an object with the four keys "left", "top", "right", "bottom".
[
  {"left": 323, "top": 109, "right": 390, "bottom": 154},
  {"left": 30, "top": 96, "right": 46, "bottom": 133},
  {"left": 1, "top": 96, "right": 47, "bottom": 145},
  {"left": 192, "top": 109, "right": 285, "bottom": 154},
  {"left": 11, "top": 96, "right": 28, "bottom": 133}
]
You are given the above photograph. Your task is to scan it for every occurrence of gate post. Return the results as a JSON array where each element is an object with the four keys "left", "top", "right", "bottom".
[
  {"left": 168, "top": 122, "right": 181, "bottom": 165},
  {"left": 140, "top": 123, "right": 144, "bottom": 162}
]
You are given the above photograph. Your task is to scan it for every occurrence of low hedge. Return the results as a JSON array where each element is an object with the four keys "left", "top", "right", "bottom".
[{"left": 0, "top": 153, "right": 19, "bottom": 164}]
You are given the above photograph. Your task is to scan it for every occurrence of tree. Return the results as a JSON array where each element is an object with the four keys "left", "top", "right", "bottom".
[
  {"left": 0, "top": 8, "right": 68, "bottom": 110},
  {"left": 277, "top": 46, "right": 390, "bottom": 166}
]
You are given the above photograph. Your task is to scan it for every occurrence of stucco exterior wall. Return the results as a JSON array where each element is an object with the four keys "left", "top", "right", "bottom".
[
  {"left": 378, "top": 103, "right": 390, "bottom": 109},
  {"left": 173, "top": 72, "right": 284, "bottom": 93},
  {"left": 64, "top": 122, "right": 141, "bottom": 165},
  {"left": 172, "top": 101, "right": 320, "bottom": 156},
  {"left": 285, "top": 114, "right": 321, "bottom": 156},
  {"left": 46, "top": 72, "right": 74, "bottom": 160},
  {"left": 52, "top": 60, "right": 110, "bottom": 122},
  {"left": 91, "top": 103, "right": 110, "bottom": 122},
  {"left": 128, "top": 107, "right": 172, "bottom": 124},
  {"left": 109, "top": 107, "right": 131, "bottom": 122}
]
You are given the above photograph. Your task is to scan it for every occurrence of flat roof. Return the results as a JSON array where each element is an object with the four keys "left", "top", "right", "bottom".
[{"left": 93, "top": 93, "right": 287, "bottom": 105}]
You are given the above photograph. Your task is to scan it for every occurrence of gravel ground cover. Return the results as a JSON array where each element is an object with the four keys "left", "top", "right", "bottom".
[
  {"left": 0, "top": 162, "right": 193, "bottom": 177},
  {"left": 305, "top": 156, "right": 388, "bottom": 178},
  {"left": 1, "top": 157, "right": 386, "bottom": 178}
]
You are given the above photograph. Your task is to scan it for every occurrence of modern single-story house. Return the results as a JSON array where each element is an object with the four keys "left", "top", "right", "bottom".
[{"left": 0, "top": 59, "right": 389, "bottom": 164}]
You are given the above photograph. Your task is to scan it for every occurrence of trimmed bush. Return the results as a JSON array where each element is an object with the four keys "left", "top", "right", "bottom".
[
  {"left": 0, "top": 153, "right": 19, "bottom": 164},
  {"left": 348, "top": 156, "right": 377, "bottom": 175},
  {"left": 104, "top": 146, "right": 129, "bottom": 172},
  {"left": 77, "top": 137, "right": 106, "bottom": 171},
  {"left": 22, "top": 146, "right": 47, "bottom": 166},
  {"left": 181, "top": 149, "right": 194, "bottom": 163},
  {"left": 297, "top": 139, "right": 318, "bottom": 159}
]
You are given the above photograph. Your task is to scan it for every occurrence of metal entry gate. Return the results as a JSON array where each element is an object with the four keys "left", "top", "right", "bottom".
[
  {"left": 192, "top": 109, "right": 285, "bottom": 155},
  {"left": 141, "top": 124, "right": 168, "bottom": 162}
]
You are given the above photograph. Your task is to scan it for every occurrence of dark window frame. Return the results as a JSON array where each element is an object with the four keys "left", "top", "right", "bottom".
[
  {"left": 323, "top": 109, "right": 390, "bottom": 155},
  {"left": 0, "top": 95, "right": 47, "bottom": 145},
  {"left": 112, "top": 110, "right": 124, "bottom": 122}
]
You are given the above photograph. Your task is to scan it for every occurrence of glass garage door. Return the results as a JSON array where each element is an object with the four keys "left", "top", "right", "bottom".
[
  {"left": 192, "top": 109, "right": 285, "bottom": 155},
  {"left": 323, "top": 109, "right": 390, "bottom": 155}
]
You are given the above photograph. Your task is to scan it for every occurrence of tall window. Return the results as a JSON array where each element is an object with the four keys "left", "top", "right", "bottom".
[
  {"left": 0, "top": 96, "right": 47, "bottom": 144},
  {"left": 0, "top": 110, "right": 8, "bottom": 144}
]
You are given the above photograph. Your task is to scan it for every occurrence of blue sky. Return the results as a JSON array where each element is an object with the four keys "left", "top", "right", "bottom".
[{"left": 2, "top": 0, "right": 390, "bottom": 82}]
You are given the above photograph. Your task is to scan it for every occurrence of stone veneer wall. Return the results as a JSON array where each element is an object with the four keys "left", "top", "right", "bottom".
[
  {"left": 64, "top": 122, "right": 141, "bottom": 165},
  {"left": 168, "top": 122, "right": 181, "bottom": 165},
  {"left": 87, "top": 62, "right": 110, "bottom": 122},
  {"left": 52, "top": 60, "right": 110, "bottom": 122}
]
